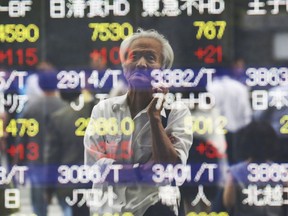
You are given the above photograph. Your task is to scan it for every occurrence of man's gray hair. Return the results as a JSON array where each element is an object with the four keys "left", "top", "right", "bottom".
[{"left": 119, "top": 28, "right": 174, "bottom": 69}]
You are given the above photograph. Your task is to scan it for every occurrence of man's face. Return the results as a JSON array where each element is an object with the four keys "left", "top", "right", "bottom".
[{"left": 123, "top": 37, "right": 163, "bottom": 90}]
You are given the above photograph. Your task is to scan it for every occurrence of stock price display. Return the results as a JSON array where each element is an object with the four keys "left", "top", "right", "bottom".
[{"left": 1, "top": 0, "right": 288, "bottom": 216}]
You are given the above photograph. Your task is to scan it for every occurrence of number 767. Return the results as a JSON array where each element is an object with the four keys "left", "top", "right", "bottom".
[{"left": 193, "top": 21, "right": 226, "bottom": 40}]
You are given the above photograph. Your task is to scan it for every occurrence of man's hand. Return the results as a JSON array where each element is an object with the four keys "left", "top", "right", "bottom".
[
  {"left": 147, "top": 86, "right": 168, "bottom": 119},
  {"left": 146, "top": 86, "right": 179, "bottom": 163}
]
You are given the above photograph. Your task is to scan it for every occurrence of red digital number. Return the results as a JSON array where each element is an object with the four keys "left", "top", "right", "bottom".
[
  {"left": 26, "top": 142, "right": 39, "bottom": 161},
  {"left": 97, "top": 140, "right": 133, "bottom": 160},
  {"left": 194, "top": 45, "right": 222, "bottom": 64},
  {"left": 6, "top": 142, "right": 39, "bottom": 161},
  {"left": 25, "top": 48, "right": 38, "bottom": 66},
  {"left": 196, "top": 141, "right": 226, "bottom": 159},
  {"left": 90, "top": 46, "right": 121, "bottom": 66},
  {"left": 121, "top": 140, "right": 133, "bottom": 160},
  {"left": 0, "top": 48, "right": 38, "bottom": 66}
]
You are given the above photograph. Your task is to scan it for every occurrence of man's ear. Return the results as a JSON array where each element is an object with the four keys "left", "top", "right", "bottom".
[{"left": 120, "top": 48, "right": 131, "bottom": 64}]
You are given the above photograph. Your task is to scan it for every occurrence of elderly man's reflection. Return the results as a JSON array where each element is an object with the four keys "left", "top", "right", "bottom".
[{"left": 84, "top": 29, "right": 192, "bottom": 216}]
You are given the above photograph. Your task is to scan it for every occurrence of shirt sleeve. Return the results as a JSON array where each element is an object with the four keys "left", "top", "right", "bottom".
[
  {"left": 166, "top": 102, "right": 193, "bottom": 164},
  {"left": 84, "top": 102, "right": 115, "bottom": 167}
]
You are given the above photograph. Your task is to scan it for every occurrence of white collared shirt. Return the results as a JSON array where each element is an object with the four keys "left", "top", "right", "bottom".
[
  {"left": 207, "top": 76, "right": 252, "bottom": 132},
  {"left": 84, "top": 93, "right": 192, "bottom": 215}
]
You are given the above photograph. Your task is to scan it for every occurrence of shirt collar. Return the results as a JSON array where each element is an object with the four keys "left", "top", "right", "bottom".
[{"left": 110, "top": 93, "right": 128, "bottom": 112}]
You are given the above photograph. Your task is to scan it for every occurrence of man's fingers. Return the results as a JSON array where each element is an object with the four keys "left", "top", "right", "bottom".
[
  {"left": 161, "top": 86, "right": 169, "bottom": 94},
  {"left": 151, "top": 97, "right": 163, "bottom": 110},
  {"left": 153, "top": 86, "right": 169, "bottom": 94}
]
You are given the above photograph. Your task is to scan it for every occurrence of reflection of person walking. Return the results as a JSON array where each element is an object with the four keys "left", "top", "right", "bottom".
[
  {"left": 45, "top": 88, "right": 96, "bottom": 216},
  {"left": 16, "top": 69, "right": 66, "bottom": 216},
  {"left": 223, "top": 121, "right": 286, "bottom": 216}
]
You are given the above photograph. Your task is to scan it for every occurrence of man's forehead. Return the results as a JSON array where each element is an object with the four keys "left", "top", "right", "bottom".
[{"left": 128, "top": 37, "right": 163, "bottom": 53}]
